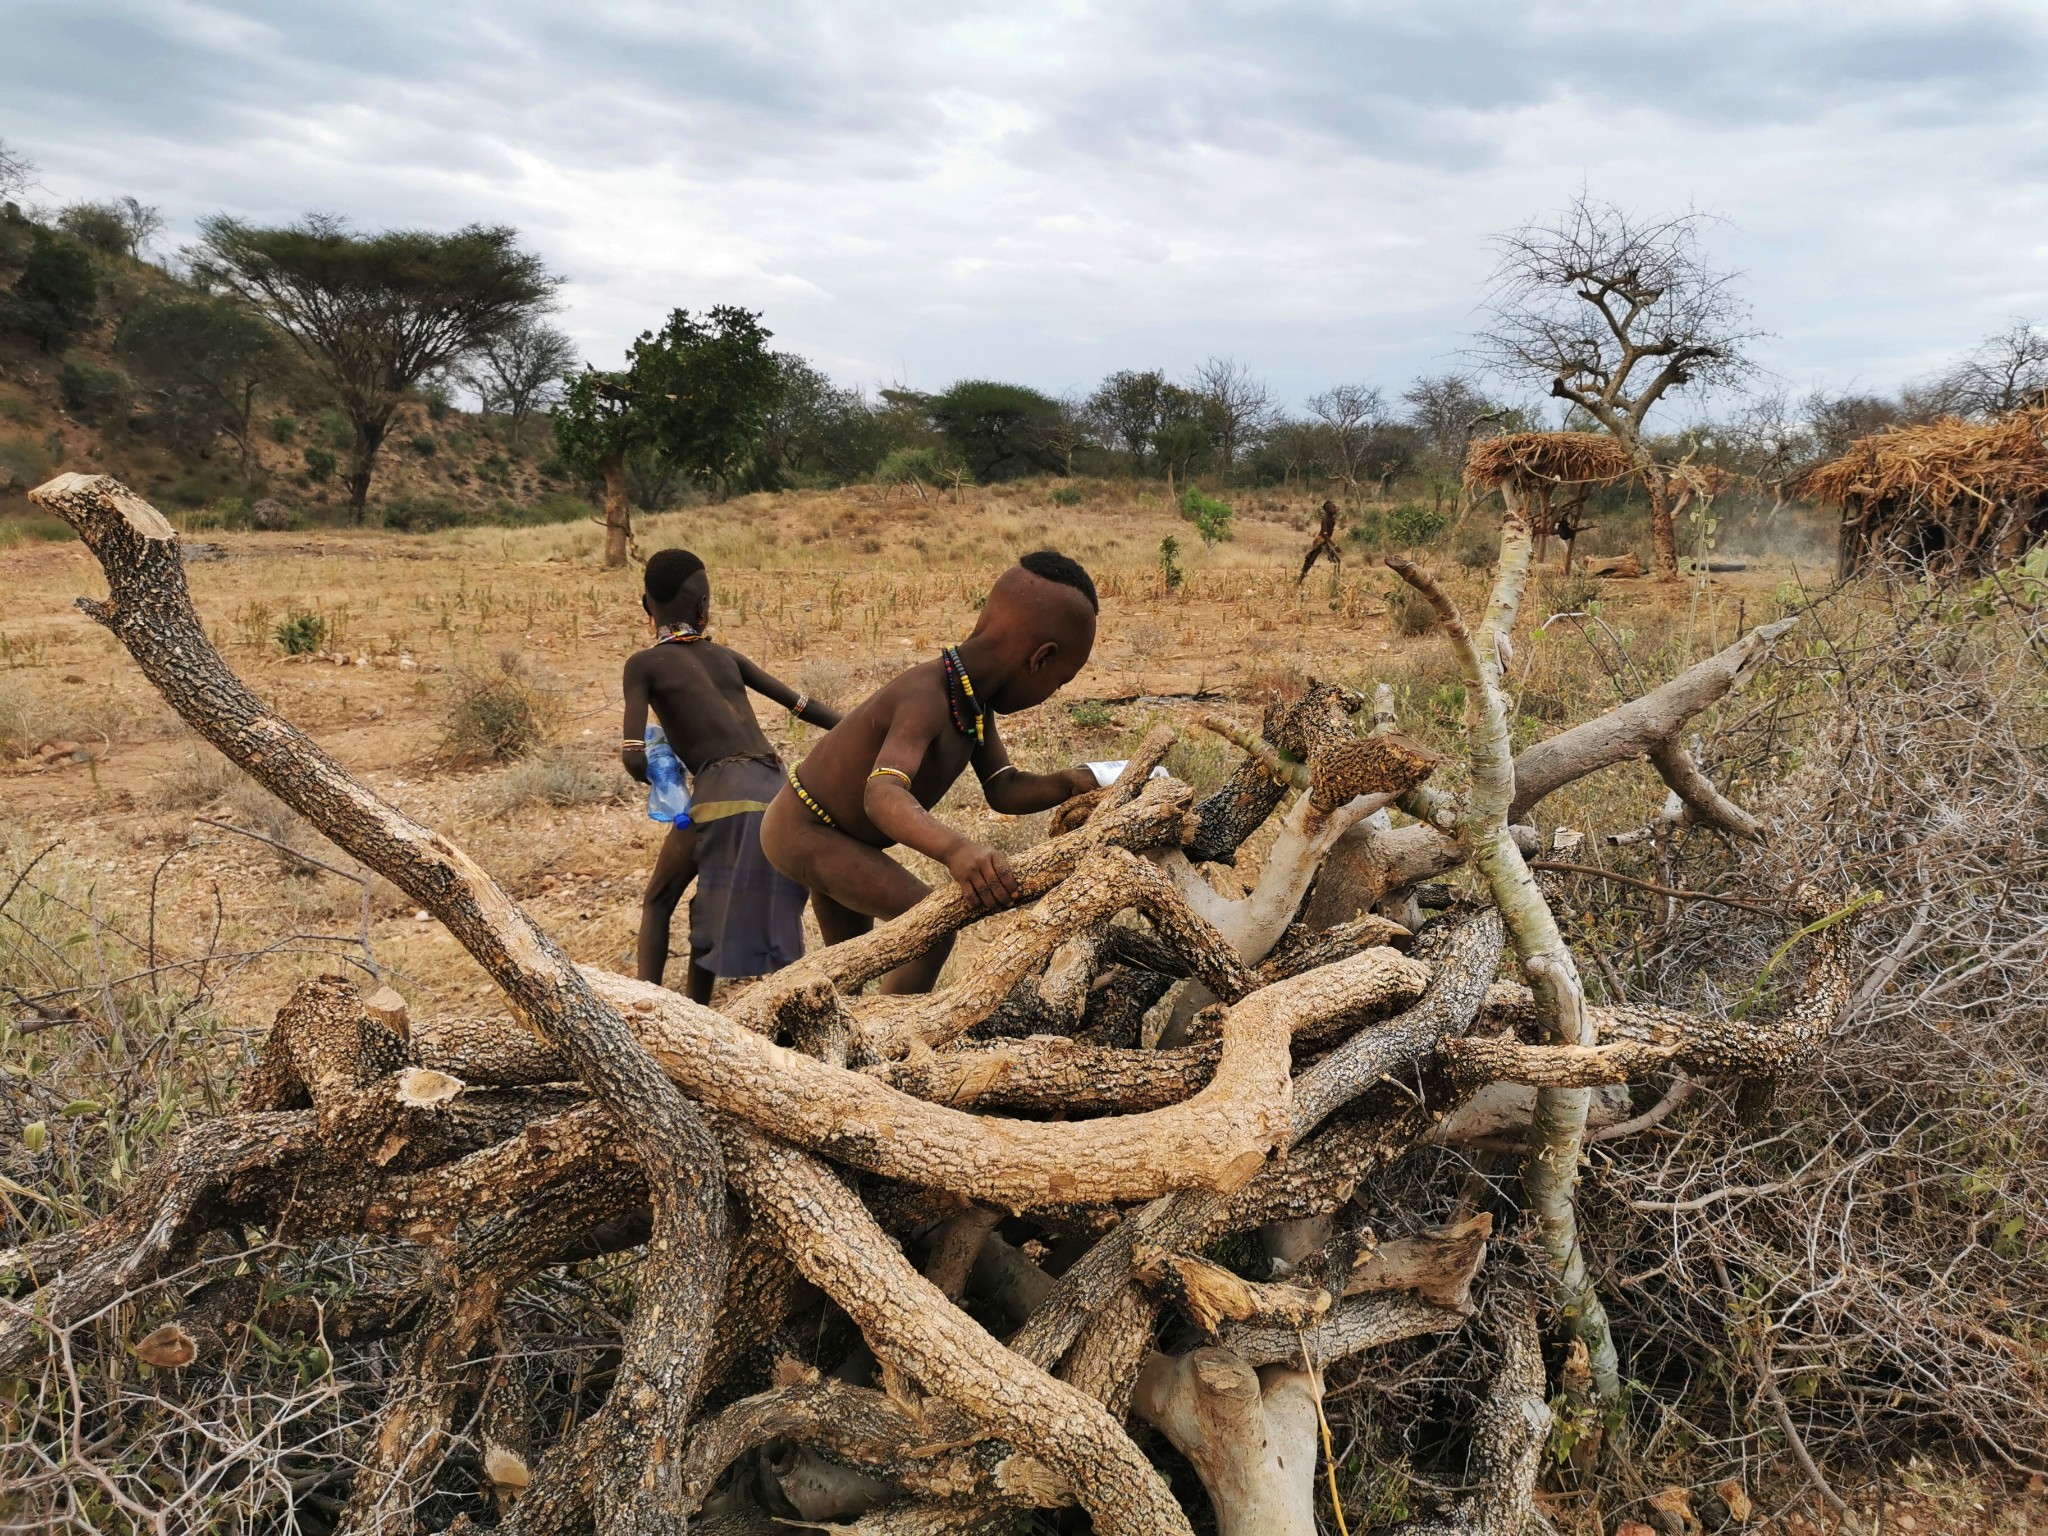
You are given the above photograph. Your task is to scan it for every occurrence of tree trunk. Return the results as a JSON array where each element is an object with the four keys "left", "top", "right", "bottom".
[
  {"left": 1645, "top": 464, "right": 1679, "bottom": 581},
  {"left": 602, "top": 455, "right": 632, "bottom": 569},
  {"left": 348, "top": 416, "right": 388, "bottom": 524}
]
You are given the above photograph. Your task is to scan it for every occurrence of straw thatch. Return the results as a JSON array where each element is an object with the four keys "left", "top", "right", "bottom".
[
  {"left": 1463, "top": 431, "right": 1635, "bottom": 492},
  {"left": 1803, "top": 408, "right": 2048, "bottom": 577}
]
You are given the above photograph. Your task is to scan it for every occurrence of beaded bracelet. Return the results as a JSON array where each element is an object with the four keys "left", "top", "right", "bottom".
[{"left": 789, "top": 692, "right": 810, "bottom": 717}]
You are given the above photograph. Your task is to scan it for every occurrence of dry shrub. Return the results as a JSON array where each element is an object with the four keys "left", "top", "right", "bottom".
[
  {"left": 1561, "top": 583, "right": 2047, "bottom": 1489},
  {"left": 148, "top": 744, "right": 239, "bottom": 810},
  {"left": 475, "top": 745, "right": 631, "bottom": 819},
  {"left": 1533, "top": 567, "right": 1604, "bottom": 618},
  {"left": 1386, "top": 579, "right": 1438, "bottom": 637},
  {"left": 442, "top": 650, "right": 560, "bottom": 763}
]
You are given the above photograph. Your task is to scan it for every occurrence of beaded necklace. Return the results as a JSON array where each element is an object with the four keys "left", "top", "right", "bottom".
[
  {"left": 654, "top": 619, "right": 709, "bottom": 646},
  {"left": 940, "top": 645, "right": 986, "bottom": 744}
]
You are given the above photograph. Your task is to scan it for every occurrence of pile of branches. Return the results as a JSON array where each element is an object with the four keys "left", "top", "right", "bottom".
[
  {"left": 1567, "top": 584, "right": 2048, "bottom": 1506},
  {"left": 4, "top": 475, "right": 1858, "bottom": 1535},
  {"left": 1803, "top": 406, "right": 2048, "bottom": 578}
]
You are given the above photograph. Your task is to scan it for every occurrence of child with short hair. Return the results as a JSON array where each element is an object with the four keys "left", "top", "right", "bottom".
[
  {"left": 760, "top": 550, "right": 1103, "bottom": 994},
  {"left": 622, "top": 548, "right": 841, "bottom": 1001}
]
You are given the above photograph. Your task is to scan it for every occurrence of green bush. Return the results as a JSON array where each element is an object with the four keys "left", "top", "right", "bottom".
[
  {"left": 57, "top": 359, "right": 127, "bottom": 422},
  {"left": 268, "top": 414, "right": 298, "bottom": 444},
  {"left": 319, "top": 410, "right": 352, "bottom": 450},
  {"left": 302, "top": 446, "right": 337, "bottom": 482},
  {"left": 273, "top": 609, "right": 328, "bottom": 655},
  {"left": 1356, "top": 502, "right": 1448, "bottom": 550},
  {"left": 154, "top": 466, "right": 242, "bottom": 508},
  {"left": 0, "top": 395, "right": 39, "bottom": 426},
  {"left": 419, "top": 379, "right": 453, "bottom": 422},
  {"left": 0, "top": 434, "right": 55, "bottom": 488},
  {"left": 1179, "top": 487, "right": 1233, "bottom": 546},
  {"left": 5, "top": 230, "right": 98, "bottom": 352},
  {"left": 1048, "top": 484, "right": 1085, "bottom": 506},
  {"left": 408, "top": 432, "right": 437, "bottom": 457},
  {"left": 1158, "top": 534, "right": 1185, "bottom": 591},
  {"left": 478, "top": 452, "right": 512, "bottom": 487},
  {"left": 380, "top": 494, "right": 464, "bottom": 532}
]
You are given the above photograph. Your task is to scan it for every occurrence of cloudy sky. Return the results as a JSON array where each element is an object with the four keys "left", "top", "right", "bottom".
[{"left": 5, "top": 1, "right": 2046, "bottom": 413}]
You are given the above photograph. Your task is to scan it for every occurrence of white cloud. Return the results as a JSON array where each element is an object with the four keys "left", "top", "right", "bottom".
[{"left": 4, "top": 0, "right": 2045, "bottom": 410}]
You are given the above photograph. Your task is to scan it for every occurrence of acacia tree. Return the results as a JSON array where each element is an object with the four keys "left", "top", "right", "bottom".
[
  {"left": 196, "top": 215, "right": 557, "bottom": 520},
  {"left": 461, "top": 318, "right": 577, "bottom": 449},
  {"left": 116, "top": 295, "right": 290, "bottom": 475},
  {"left": 927, "top": 379, "right": 1064, "bottom": 481},
  {"left": 553, "top": 305, "right": 780, "bottom": 567},
  {"left": 1930, "top": 319, "right": 2048, "bottom": 417},
  {"left": 1477, "top": 197, "right": 1757, "bottom": 579}
]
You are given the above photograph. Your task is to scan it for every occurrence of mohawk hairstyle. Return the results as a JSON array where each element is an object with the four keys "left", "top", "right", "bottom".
[
  {"left": 1018, "top": 549, "right": 1098, "bottom": 613},
  {"left": 643, "top": 548, "right": 707, "bottom": 605}
]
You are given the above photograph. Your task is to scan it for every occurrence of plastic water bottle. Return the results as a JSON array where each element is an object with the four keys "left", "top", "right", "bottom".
[{"left": 644, "top": 723, "right": 693, "bottom": 826}]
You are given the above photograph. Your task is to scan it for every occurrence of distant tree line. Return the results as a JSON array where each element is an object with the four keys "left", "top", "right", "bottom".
[{"left": 4, "top": 133, "right": 2044, "bottom": 572}]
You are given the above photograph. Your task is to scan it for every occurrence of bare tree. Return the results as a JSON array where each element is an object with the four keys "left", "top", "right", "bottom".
[
  {"left": 1189, "top": 357, "right": 1273, "bottom": 479},
  {"left": 1304, "top": 383, "right": 1389, "bottom": 489},
  {"left": 1401, "top": 373, "right": 1500, "bottom": 461},
  {"left": 1038, "top": 390, "right": 1098, "bottom": 476},
  {"left": 1927, "top": 319, "right": 2048, "bottom": 417},
  {"left": 1476, "top": 196, "right": 1759, "bottom": 579},
  {"left": 0, "top": 137, "right": 34, "bottom": 202},
  {"left": 462, "top": 318, "right": 578, "bottom": 449}
]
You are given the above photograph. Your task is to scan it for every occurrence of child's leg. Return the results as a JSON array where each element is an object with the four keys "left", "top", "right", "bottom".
[
  {"left": 762, "top": 793, "right": 949, "bottom": 994},
  {"left": 636, "top": 823, "right": 698, "bottom": 985},
  {"left": 685, "top": 949, "right": 717, "bottom": 1005}
]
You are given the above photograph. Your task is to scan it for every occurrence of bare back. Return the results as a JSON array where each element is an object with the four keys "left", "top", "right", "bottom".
[{"left": 623, "top": 642, "right": 779, "bottom": 772}]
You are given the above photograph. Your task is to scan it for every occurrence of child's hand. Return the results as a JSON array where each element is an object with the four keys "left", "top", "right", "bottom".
[{"left": 945, "top": 840, "right": 1020, "bottom": 909}]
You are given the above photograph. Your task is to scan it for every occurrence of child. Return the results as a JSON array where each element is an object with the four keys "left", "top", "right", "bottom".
[
  {"left": 622, "top": 548, "right": 842, "bottom": 1002},
  {"left": 760, "top": 550, "right": 1102, "bottom": 995},
  {"left": 1297, "top": 499, "right": 1342, "bottom": 583}
]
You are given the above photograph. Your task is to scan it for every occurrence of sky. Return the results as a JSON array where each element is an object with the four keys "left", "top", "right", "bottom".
[{"left": 4, "top": 0, "right": 2046, "bottom": 415}]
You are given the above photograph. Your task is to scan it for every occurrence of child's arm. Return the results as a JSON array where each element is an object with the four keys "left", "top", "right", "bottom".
[
  {"left": 974, "top": 727, "right": 1096, "bottom": 815},
  {"left": 735, "top": 654, "right": 843, "bottom": 730},
  {"left": 620, "top": 654, "right": 652, "bottom": 784},
  {"left": 865, "top": 696, "right": 1020, "bottom": 909}
]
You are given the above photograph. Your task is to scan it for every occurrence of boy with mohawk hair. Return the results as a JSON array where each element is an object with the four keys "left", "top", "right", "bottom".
[
  {"left": 622, "top": 547, "right": 842, "bottom": 1002},
  {"left": 761, "top": 549, "right": 1104, "bottom": 995}
]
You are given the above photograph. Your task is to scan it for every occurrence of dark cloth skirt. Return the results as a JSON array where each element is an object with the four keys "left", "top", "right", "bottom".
[{"left": 688, "top": 756, "right": 809, "bottom": 978}]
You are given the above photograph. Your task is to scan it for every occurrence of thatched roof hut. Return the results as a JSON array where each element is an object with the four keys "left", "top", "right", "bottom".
[
  {"left": 1463, "top": 431, "right": 1634, "bottom": 494},
  {"left": 1802, "top": 408, "right": 2048, "bottom": 578}
]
